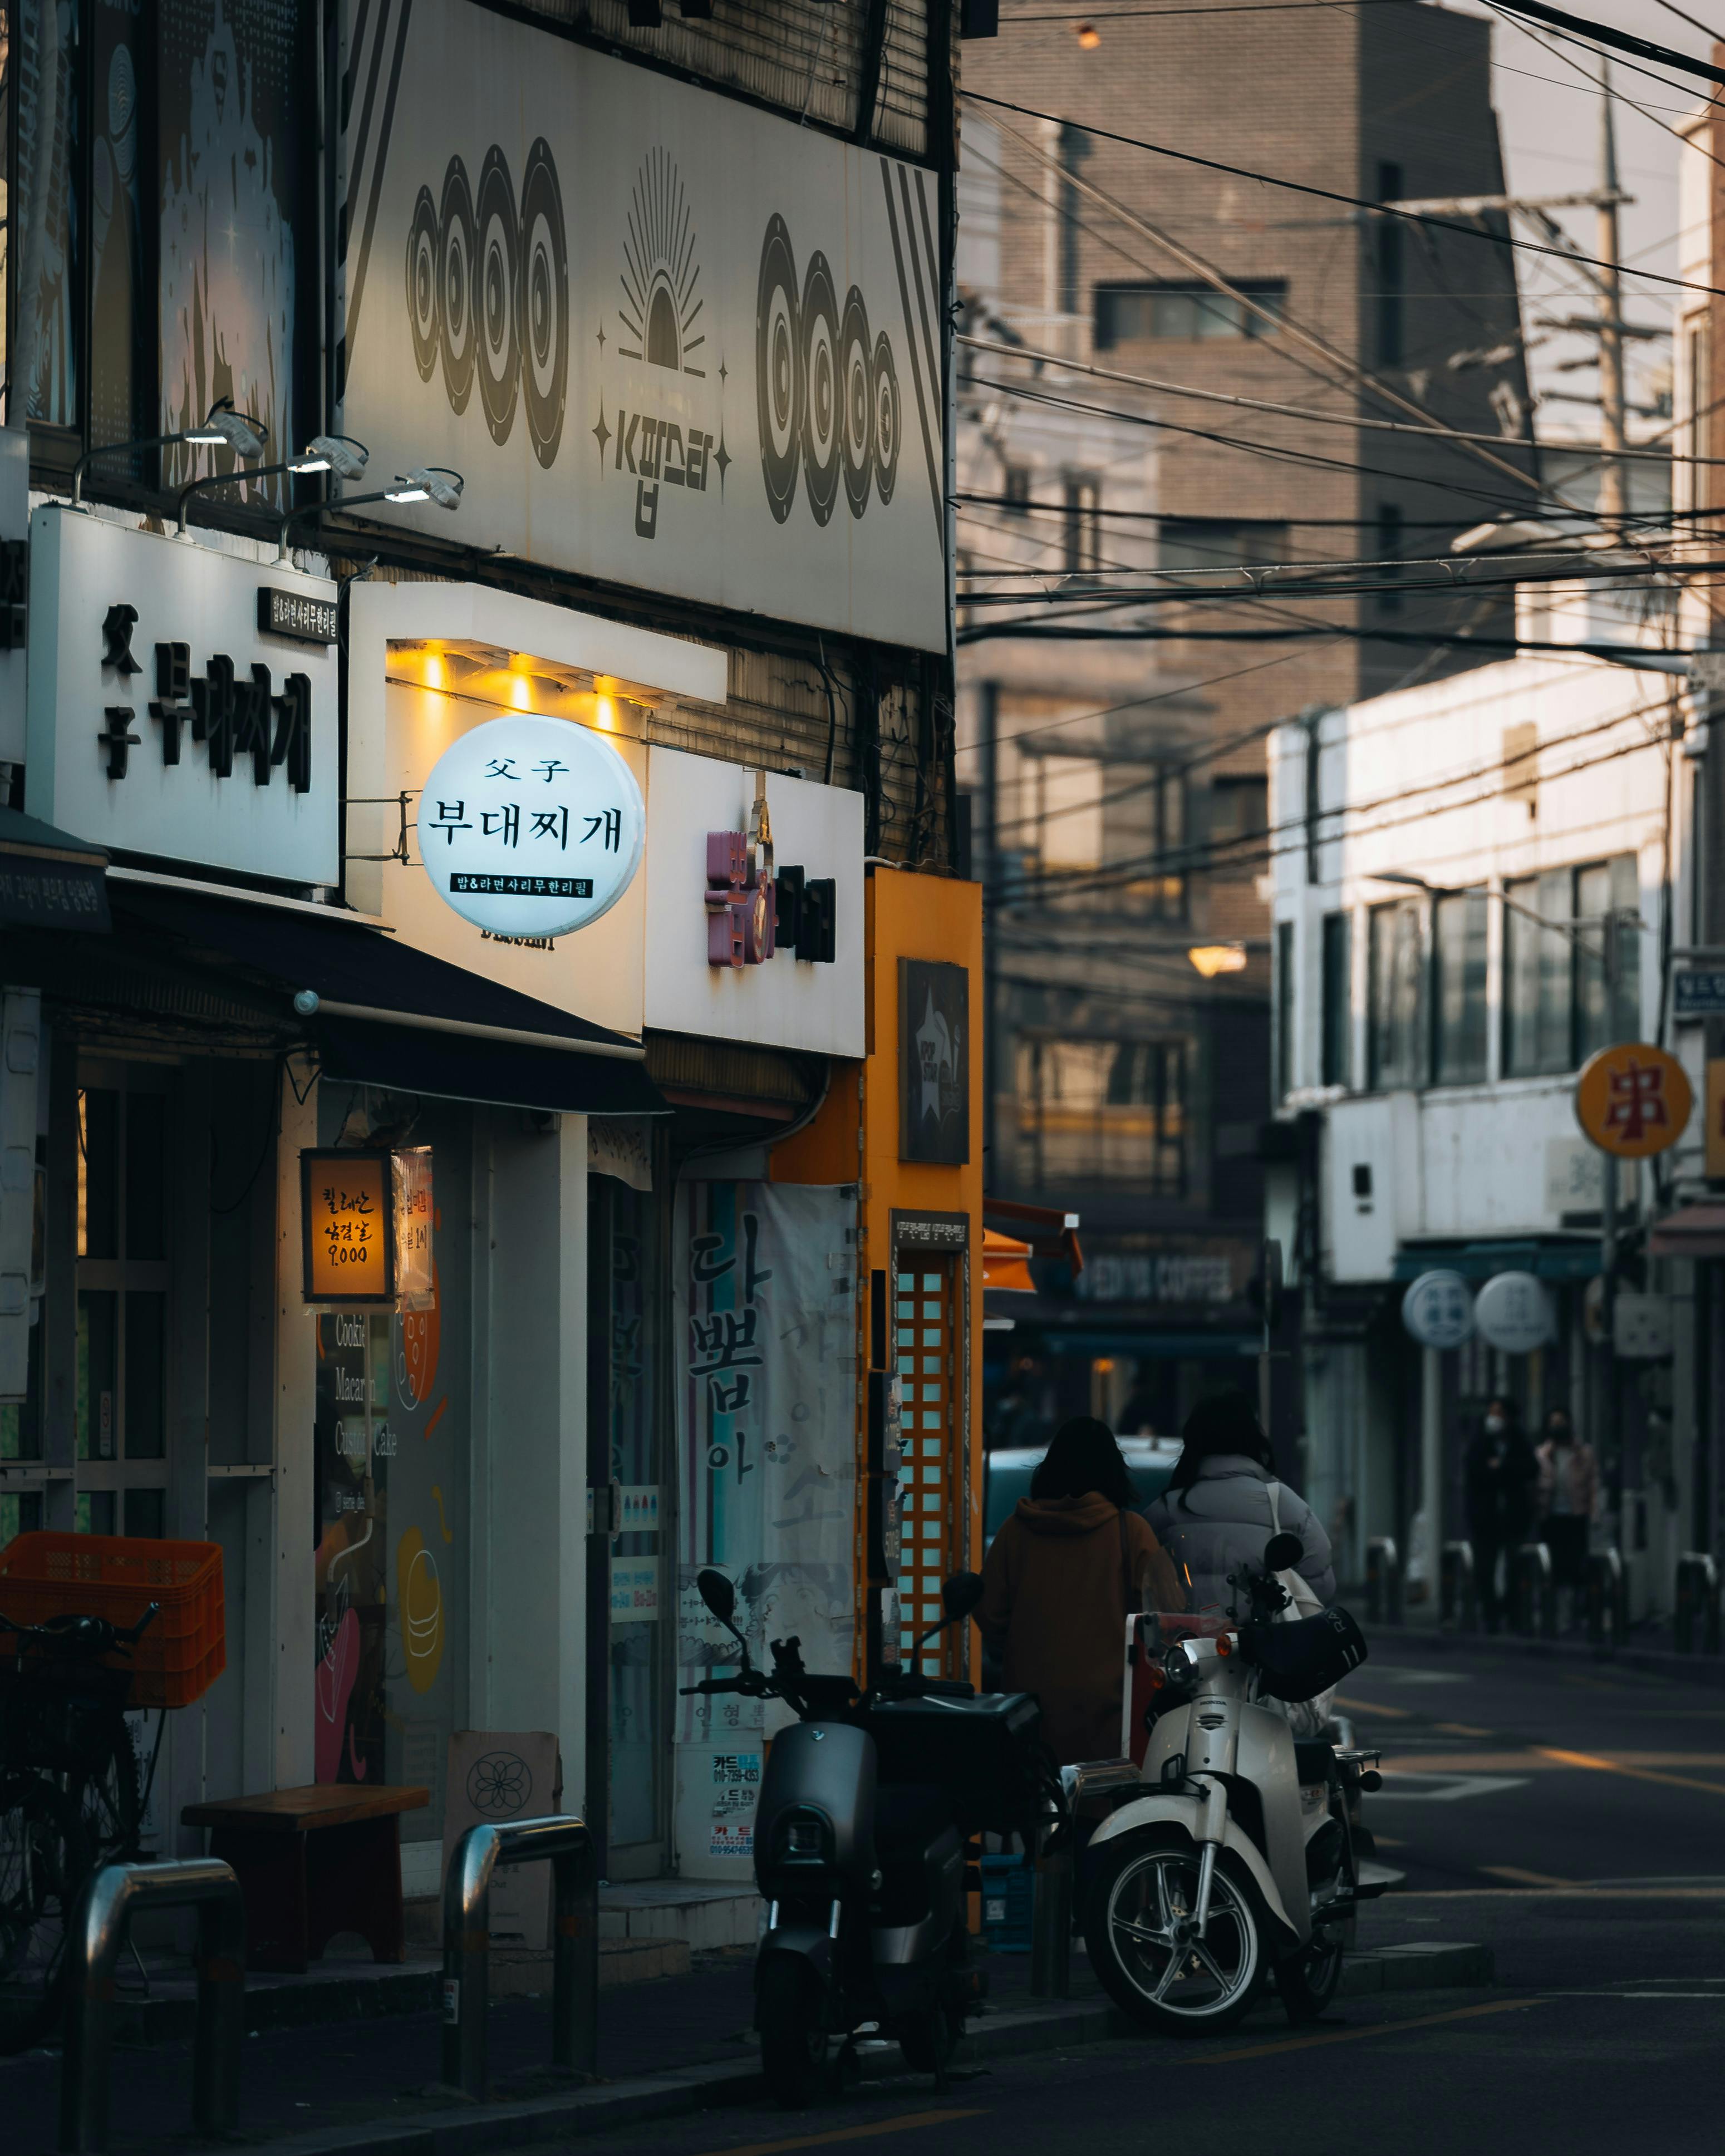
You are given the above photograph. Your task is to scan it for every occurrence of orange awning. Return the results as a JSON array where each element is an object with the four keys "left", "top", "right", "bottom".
[
  {"left": 982, "top": 1228, "right": 1037, "bottom": 1294},
  {"left": 983, "top": 1197, "right": 1083, "bottom": 1276}
]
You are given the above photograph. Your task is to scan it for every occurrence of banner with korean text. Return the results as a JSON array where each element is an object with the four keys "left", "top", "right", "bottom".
[{"left": 672, "top": 1180, "right": 857, "bottom": 1878}]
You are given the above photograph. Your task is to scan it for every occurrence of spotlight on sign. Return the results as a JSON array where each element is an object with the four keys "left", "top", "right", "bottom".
[
  {"left": 291, "top": 435, "right": 371, "bottom": 480},
  {"left": 186, "top": 399, "right": 270, "bottom": 457},
  {"left": 387, "top": 467, "right": 464, "bottom": 509}
]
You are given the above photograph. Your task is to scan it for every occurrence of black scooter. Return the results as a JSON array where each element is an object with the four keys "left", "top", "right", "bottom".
[{"left": 683, "top": 1567, "right": 1048, "bottom": 2107}]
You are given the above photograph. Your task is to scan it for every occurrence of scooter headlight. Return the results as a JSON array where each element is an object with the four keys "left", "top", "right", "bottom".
[{"left": 787, "top": 1821, "right": 823, "bottom": 1854}]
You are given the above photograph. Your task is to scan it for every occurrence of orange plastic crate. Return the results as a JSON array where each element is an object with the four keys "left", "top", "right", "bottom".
[{"left": 0, "top": 1533, "right": 225, "bottom": 1708}]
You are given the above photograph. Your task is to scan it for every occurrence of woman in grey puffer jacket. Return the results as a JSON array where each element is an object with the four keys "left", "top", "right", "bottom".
[{"left": 1146, "top": 1390, "right": 1336, "bottom": 1618}]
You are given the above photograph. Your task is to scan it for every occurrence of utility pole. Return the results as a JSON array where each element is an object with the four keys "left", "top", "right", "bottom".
[{"left": 1596, "top": 57, "right": 1629, "bottom": 526}]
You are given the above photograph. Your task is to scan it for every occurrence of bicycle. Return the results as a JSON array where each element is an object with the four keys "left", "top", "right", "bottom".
[{"left": 0, "top": 1603, "right": 163, "bottom": 2053}]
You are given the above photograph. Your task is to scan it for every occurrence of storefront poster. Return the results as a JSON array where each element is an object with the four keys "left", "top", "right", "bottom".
[{"left": 672, "top": 1180, "right": 857, "bottom": 1877}]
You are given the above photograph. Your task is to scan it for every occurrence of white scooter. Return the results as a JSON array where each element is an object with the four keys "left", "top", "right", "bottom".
[{"left": 1082, "top": 1532, "right": 1383, "bottom": 2031}]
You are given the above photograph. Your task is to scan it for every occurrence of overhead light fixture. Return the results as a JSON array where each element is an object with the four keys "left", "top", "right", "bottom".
[
  {"left": 178, "top": 435, "right": 372, "bottom": 535},
  {"left": 70, "top": 396, "right": 269, "bottom": 509},
  {"left": 1187, "top": 943, "right": 1249, "bottom": 978},
  {"left": 385, "top": 467, "right": 464, "bottom": 508},
  {"left": 288, "top": 435, "right": 370, "bottom": 480}
]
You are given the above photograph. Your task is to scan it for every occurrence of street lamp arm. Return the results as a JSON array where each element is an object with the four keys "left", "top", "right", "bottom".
[{"left": 178, "top": 458, "right": 297, "bottom": 536}]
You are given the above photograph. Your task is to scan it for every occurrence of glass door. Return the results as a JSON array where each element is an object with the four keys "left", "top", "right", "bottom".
[
  {"left": 75, "top": 1062, "right": 171, "bottom": 1538},
  {"left": 895, "top": 1257, "right": 962, "bottom": 1676}
]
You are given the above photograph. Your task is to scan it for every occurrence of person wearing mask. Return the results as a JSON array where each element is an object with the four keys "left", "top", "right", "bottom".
[
  {"left": 977, "top": 1416, "right": 1184, "bottom": 1765},
  {"left": 1536, "top": 1406, "right": 1597, "bottom": 1631},
  {"left": 1464, "top": 1397, "right": 1539, "bottom": 1633},
  {"left": 1146, "top": 1389, "right": 1335, "bottom": 1618}
]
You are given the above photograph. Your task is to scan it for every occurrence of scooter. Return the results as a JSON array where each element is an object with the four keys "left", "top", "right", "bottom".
[
  {"left": 682, "top": 1566, "right": 1048, "bottom": 2106},
  {"left": 1083, "top": 1530, "right": 1383, "bottom": 2031}
]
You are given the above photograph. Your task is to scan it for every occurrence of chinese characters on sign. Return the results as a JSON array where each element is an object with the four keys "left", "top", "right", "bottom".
[
  {"left": 1574, "top": 1043, "right": 1694, "bottom": 1160},
  {"left": 417, "top": 714, "right": 645, "bottom": 937},
  {"left": 301, "top": 1151, "right": 396, "bottom": 1303}
]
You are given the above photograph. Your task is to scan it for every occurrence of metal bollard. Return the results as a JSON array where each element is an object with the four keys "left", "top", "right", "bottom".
[
  {"left": 1511, "top": 1543, "right": 1555, "bottom": 1639},
  {"left": 1586, "top": 1548, "right": 1626, "bottom": 1652},
  {"left": 1674, "top": 1553, "right": 1721, "bottom": 1655},
  {"left": 60, "top": 1858, "right": 244, "bottom": 2154},
  {"left": 442, "top": 1813, "right": 598, "bottom": 2102},
  {"left": 1441, "top": 1541, "right": 1477, "bottom": 1632},
  {"left": 1028, "top": 1812, "right": 1073, "bottom": 2002},
  {"left": 1365, "top": 1538, "right": 1401, "bottom": 1626}
]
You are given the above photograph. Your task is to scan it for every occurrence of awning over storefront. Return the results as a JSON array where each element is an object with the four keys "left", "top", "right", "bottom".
[
  {"left": 982, "top": 1229, "right": 1036, "bottom": 1294},
  {"left": 1392, "top": 1237, "right": 1599, "bottom": 1283},
  {"left": 0, "top": 807, "right": 110, "bottom": 932},
  {"left": 1649, "top": 1204, "right": 1725, "bottom": 1260},
  {"left": 108, "top": 882, "right": 666, "bottom": 1116}
]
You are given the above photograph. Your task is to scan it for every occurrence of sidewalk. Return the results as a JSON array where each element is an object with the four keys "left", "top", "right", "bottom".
[
  {"left": 3, "top": 1914, "right": 1492, "bottom": 2155},
  {"left": 1364, "top": 1614, "right": 1725, "bottom": 1689}
]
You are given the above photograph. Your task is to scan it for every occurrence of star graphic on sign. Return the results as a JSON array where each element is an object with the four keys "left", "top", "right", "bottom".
[
  {"left": 596, "top": 323, "right": 606, "bottom": 352},
  {"left": 718, "top": 356, "right": 728, "bottom": 386},
  {"left": 593, "top": 402, "right": 611, "bottom": 461},
  {"left": 714, "top": 432, "right": 731, "bottom": 491}
]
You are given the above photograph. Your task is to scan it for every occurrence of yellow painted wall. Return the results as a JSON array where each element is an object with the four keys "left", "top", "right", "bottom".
[{"left": 773, "top": 867, "right": 984, "bottom": 1675}]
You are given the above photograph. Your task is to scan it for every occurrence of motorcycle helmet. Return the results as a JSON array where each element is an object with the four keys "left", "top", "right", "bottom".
[{"left": 1240, "top": 1606, "right": 1367, "bottom": 1702}]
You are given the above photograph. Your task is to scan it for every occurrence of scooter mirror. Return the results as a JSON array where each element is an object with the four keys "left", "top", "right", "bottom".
[
  {"left": 1264, "top": 1532, "right": 1304, "bottom": 1574},
  {"left": 696, "top": 1568, "right": 738, "bottom": 1624},
  {"left": 942, "top": 1571, "right": 986, "bottom": 1622}
]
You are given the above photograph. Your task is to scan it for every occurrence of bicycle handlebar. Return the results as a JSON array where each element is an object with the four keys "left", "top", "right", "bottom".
[{"left": 0, "top": 1602, "right": 161, "bottom": 1656}]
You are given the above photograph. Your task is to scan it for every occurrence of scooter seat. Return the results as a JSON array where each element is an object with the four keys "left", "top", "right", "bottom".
[{"left": 873, "top": 1781, "right": 951, "bottom": 1856}]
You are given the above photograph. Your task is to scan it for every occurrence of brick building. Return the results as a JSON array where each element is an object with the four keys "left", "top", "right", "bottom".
[{"left": 957, "top": 0, "right": 1536, "bottom": 1444}]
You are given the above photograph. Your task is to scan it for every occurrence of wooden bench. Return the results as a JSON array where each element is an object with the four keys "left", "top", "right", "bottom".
[{"left": 181, "top": 1784, "right": 429, "bottom": 1974}]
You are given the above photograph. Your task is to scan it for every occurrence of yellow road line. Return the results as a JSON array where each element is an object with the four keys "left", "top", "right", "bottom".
[
  {"left": 1192, "top": 1997, "right": 1536, "bottom": 2065},
  {"left": 720, "top": 2109, "right": 989, "bottom": 2156},
  {"left": 1333, "top": 1695, "right": 1416, "bottom": 1719},
  {"left": 1480, "top": 1865, "right": 1575, "bottom": 1888},
  {"left": 1434, "top": 1722, "right": 1493, "bottom": 1737},
  {"left": 1539, "top": 1746, "right": 1725, "bottom": 1799}
]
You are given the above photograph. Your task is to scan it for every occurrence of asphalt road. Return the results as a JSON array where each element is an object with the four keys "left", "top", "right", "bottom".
[{"left": 548, "top": 1636, "right": 1725, "bottom": 2156}]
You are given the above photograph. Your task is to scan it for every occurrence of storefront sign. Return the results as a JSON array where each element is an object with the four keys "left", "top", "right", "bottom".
[
  {"left": 1707, "top": 1060, "right": 1725, "bottom": 1181},
  {"left": 24, "top": 508, "right": 339, "bottom": 884},
  {"left": 610, "top": 1556, "right": 661, "bottom": 1624},
  {"left": 340, "top": 0, "right": 945, "bottom": 652},
  {"left": 1574, "top": 1042, "right": 1693, "bottom": 1159},
  {"left": 417, "top": 713, "right": 645, "bottom": 937},
  {"left": 1400, "top": 1269, "right": 1475, "bottom": 1350},
  {"left": 258, "top": 588, "right": 339, "bottom": 644},
  {"left": 891, "top": 1209, "right": 971, "bottom": 1252},
  {"left": 1472, "top": 1271, "right": 1554, "bottom": 1354},
  {"left": 301, "top": 1151, "right": 396, "bottom": 1303},
  {"left": 394, "top": 1148, "right": 435, "bottom": 1312},
  {"left": 900, "top": 961, "right": 970, "bottom": 1165},
  {"left": 1075, "top": 1252, "right": 1238, "bottom": 1305},
  {"left": 0, "top": 829, "right": 110, "bottom": 932}
]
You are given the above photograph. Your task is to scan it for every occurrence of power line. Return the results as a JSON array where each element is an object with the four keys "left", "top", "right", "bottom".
[
  {"left": 1489, "top": 0, "right": 1725, "bottom": 93},
  {"left": 962, "top": 89, "right": 1725, "bottom": 301}
]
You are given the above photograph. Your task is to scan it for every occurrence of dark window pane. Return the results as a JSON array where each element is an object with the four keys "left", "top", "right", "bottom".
[
  {"left": 1433, "top": 891, "right": 1489, "bottom": 1085},
  {"left": 78, "top": 1290, "right": 117, "bottom": 1461},
  {"left": 1, "top": 1317, "right": 46, "bottom": 1463},
  {"left": 80, "top": 1089, "right": 119, "bottom": 1259},
  {"left": 11, "top": 0, "right": 83, "bottom": 427},
  {"left": 77, "top": 1491, "right": 117, "bottom": 1535},
  {"left": 1610, "top": 854, "right": 1642, "bottom": 1042},
  {"left": 1159, "top": 520, "right": 1289, "bottom": 573},
  {"left": 1368, "top": 901, "right": 1425, "bottom": 1089},
  {"left": 1321, "top": 913, "right": 1352, "bottom": 1087},
  {"left": 124, "top": 1291, "right": 166, "bottom": 1460},
  {"left": 123, "top": 1489, "right": 165, "bottom": 1539},
  {"left": 1095, "top": 280, "right": 1285, "bottom": 350},
  {"left": 1276, "top": 921, "right": 1296, "bottom": 1099},
  {"left": 125, "top": 1093, "right": 167, "bottom": 1260},
  {"left": 0, "top": 1492, "right": 46, "bottom": 1543}
]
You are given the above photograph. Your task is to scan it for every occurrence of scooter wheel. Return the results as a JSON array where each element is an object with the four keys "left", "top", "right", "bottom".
[
  {"left": 1082, "top": 1827, "right": 1267, "bottom": 2033},
  {"left": 758, "top": 1955, "right": 829, "bottom": 2108}
]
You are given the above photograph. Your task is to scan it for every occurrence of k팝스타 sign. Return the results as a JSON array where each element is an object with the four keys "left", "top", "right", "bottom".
[{"left": 417, "top": 713, "right": 645, "bottom": 937}]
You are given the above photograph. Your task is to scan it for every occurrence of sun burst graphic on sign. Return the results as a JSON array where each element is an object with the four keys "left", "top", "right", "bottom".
[{"left": 619, "top": 149, "right": 706, "bottom": 377}]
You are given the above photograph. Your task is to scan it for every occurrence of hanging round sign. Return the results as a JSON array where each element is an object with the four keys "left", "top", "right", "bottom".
[
  {"left": 417, "top": 715, "right": 645, "bottom": 938},
  {"left": 1574, "top": 1042, "right": 1692, "bottom": 1159},
  {"left": 1472, "top": 1270, "right": 1554, "bottom": 1355},
  {"left": 1400, "top": 1269, "right": 1475, "bottom": 1350}
]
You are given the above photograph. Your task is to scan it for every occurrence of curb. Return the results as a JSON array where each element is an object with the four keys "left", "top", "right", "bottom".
[
  {"left": 1364, "top": 1622, "right": 1725, "bottom": 1690},
  {"left": 248, "top": 1943, "right": 1493, "bottom": 2156}
]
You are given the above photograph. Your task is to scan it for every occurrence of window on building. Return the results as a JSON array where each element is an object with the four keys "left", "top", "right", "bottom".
[
  {"left": 1107, "top": 767, "right": 1189, "bottom": 919},
  {"left": 1014, "top": 1037, "right": 1187, "bottom": 1194},
  {"left": 1063, "top": 478, "right": 1102, "bottom": 573},
  {"left": 1159, "top": 520, "right": 1289, "bottom": 574},
  {"left": 1368, "top": 899, "right": 1425, "bottom": 1088},
  {"left": 1094, "top": 280, "right": 1286, "bottom": 350},
  {"left": 1026, "top": 750, "right": 1104, "bottom": 871},
  {"left": 1432, "top": 888, "right": 1490, "bottom": 1085},
  {"left": 1003, "top": 465, "right": 1033, "bottom": 514},
  {"left": 1276, "top": 921, "right": 1296, "bottom": 1100},
  {"left": 1210, "top": 776, "right": 1268, "bottom": 850},
  {"left": 1503, "top": 855, "right": 1641, "bottom": 1076},
  {"left": 1376, "top": 162, "right": 1404, "bottom": 367},
  {"left": 1376, "top": 504, "right": 1404, "bottom": 614},
  {"left": 1321, "top": 911, "right": 1352, "bottom": 1087}
]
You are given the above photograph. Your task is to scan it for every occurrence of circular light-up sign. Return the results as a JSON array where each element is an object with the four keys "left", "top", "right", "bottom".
[
  {"left": 1400, "top": 1269, "right": 1474, "bottom": 1351},
  {"left": 1472, "top": 1270, "right": 1554, "bottom": 1355},
  {"left": 417, "top": 714, "right": 644, "bottom": 937}
]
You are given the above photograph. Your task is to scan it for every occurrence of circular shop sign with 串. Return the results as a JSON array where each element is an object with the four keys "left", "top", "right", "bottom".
[
  {"left": 1574, "top": 1042, "right": 1693, "bottom": 1159},
  {"left": 1401, "top": 1268, "right": 1475, "bottom": 1350},
  {"left": 1472, "top": 1269, "right": 1554, "bottom": 1355},
  {"left": 418, "top": 714, "right": 645, "bottom": 937}
]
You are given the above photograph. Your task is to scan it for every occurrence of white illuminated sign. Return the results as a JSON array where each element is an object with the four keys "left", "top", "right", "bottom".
[{"left": 417, "top": 714, "right": 644, "bottom": 937}]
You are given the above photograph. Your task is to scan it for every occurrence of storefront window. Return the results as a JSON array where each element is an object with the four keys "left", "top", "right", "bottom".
[{"left": 602, "top": 1178, "right": 663, "bottom": 1855}]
